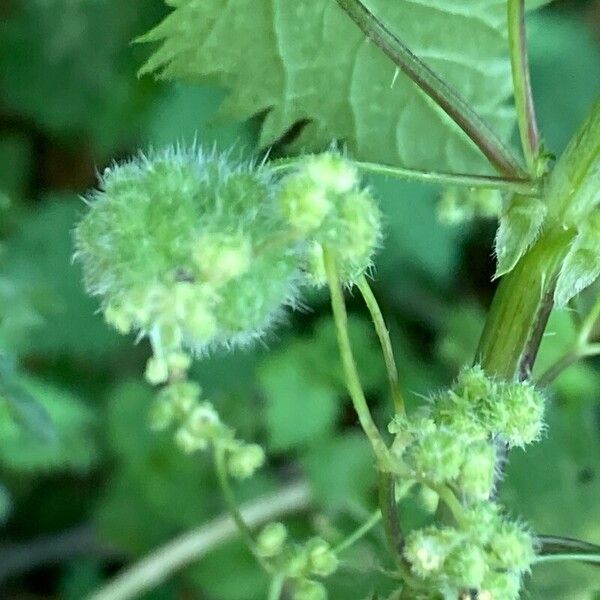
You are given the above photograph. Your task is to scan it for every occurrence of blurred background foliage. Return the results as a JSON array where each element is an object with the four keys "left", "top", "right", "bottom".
[{"left": 0, "top": 0, "right": 599, "bottom": 598}]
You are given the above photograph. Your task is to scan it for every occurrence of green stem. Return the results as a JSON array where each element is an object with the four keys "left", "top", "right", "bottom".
[
  {"left": 507, "top": 0, "right": 540, "bottom": 172},
  {"left": 378, "top": 472, "right": 405, "bottom": 565},
  {"left": 536, "top": 343, "right": 600, "bottom": 387},
  {"left": 334, "top": 0, "right": 528, "bottom": 179},
  {"left": 476, "top": 227, "right": 575, "bottom": 379},
  {"left": 534, "top": 553, "right": 600, "bottom": 565},
  {"left": 271, "top": 158, "right": 540, "bottom": 196},
  {"left": 357, "top": 276, "right": 405, "bottom": 414},
  {"left": 267, "top": 574, "right": 285, "bottom": 600},
  {"left": 421, "top": 480, "right": 465, "bottom": 527},
  {"left": 334, "top": 509, "right": 382, "bottom": 554},
  {"left": 213, "top": 446, "right": 269, "bottom": 571},
  {"left": 323, "top": 248, "right": 392, "bottom": 467}
]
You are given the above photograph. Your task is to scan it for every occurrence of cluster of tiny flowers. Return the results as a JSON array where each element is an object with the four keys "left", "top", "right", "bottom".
[
  {"left": 390, "top": 366, "right": 544, "bottom": 598},
  {"left": 75, "top": 146, "right": 304, "bottom": 383},
  {"left": 403, "top": 502, "right": 535, "bottom": 598},
  {"left": 149, "top": 378, "right": 264, "bottom": 479},
  {"left": 278, "top": 153, "right": 382, "bottom": 286},
  {"left": 75, "top": 147, "right": 382, "bottom": 385},
  {"left": 256, "top": 522, "right": 339, "bottom": 600}
]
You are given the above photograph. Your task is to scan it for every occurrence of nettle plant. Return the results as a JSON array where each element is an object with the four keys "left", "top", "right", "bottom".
[{"left": 75, "top": 1, "right": 600, "bottom": 599}]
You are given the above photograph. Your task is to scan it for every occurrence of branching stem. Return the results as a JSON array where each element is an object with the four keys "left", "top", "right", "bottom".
[
  {"left": 334, "top": 509, "right": 382, "bottom": 554},
  {"left": 323, "top": 248, "right": 392, "bottom": 467},
  {"left": 334, "top": 0, "right": 528, "bottom": 179},
  {"left": 357, "top": 276, "right": 405, "bottom": 414}
]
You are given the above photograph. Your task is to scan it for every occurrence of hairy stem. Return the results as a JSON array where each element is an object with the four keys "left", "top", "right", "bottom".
[
  {"left": 324, "top": 248, "right": 391, "bottom": 467},
  {"left": 507, "top": 0, "right": 541, "bottom": 172},
  {"left": 534, "top": 553, "right": 600, "bottom": 565},
  {"left": 268, "top": 574, "right": 286, "bottom": 600},
  {"left": 271, "top": 158, "right": 540, "bottom": 196},
  {"left": 86, "top": 482, "right": 311, "bottom": 600},
  {"left": 358, "top": 276, "right": 405, "bottom": 413},
  {"left": 334, "top": 0, "right": 528, "bottom": 179}
]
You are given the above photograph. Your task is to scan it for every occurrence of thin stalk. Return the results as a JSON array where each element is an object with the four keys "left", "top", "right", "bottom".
[
  {"left": 537, "top": 343, "right": 600, "bottom": 387},
  {"left": 323, "top": 248, "right": 391, "bottom": 467},
  {"left": 357, "top": 276, "right": 405, "bottom": 414},
  {"left": 334, "top": 509, "right": 382, "bottom": 554},
  {"left": 213, "top": 446, "right": 268, "bottom": 570},
  {"left": 534, "top": 553, "right": 600, "bottom": 565},
  {"left": 267, "top": 574, "right": 285, "bottom": 600},
  {"left": 334, "top": 0, "right": 528, "bottom": 179},
  {"left": 507, "top": 0, "right": 541, "bottom": 172},
  {"left": 271, "top": 158, "right": 540, "bottom": 196},
  {"left": 378, "top": 472, "right": 405, "bottom": 565}
]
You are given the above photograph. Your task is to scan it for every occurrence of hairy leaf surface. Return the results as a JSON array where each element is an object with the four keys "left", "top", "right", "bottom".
[{"left": 141, "top": 0, "right": 545, "bottom": 173}]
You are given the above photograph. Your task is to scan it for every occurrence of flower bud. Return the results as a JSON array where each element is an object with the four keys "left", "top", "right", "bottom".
[
  {"left": 407, "top": 427, "right": 465, "bottom": 483},
  {"left": 479, "top": 571, "right": 521, "bottom": 600},
  {"left": 227, "top": 443, "right": 265, "bottom": 479},
  {"left": 149, "top": 397, "right": 175, "bottom": 431},
  {"left": 306, "top": 538, "right": 338, "bottom": 577},
  {"left": 489, "top": 521, "right": 536, "bottom": 572},
  {"left": 256, "top": 522, "right": 288, "bottom": 558},
  {"left": 185, "top": 402, "right": 221, "bottom": 438},
  {"left": 462, "top": 502, "right": 502, "bottom": 545},
  {"left": 445, "top": 543, "right": 487, "bottom": 588},
  {"left": 145, "top": 356, "right": 169, "bottom": 385},
  {"left": 279, "top": 175, "right": 331, "bottom": 234},
  {"left": 193, "top": 233, "right": 252, "bottom": 285},
  {"left": 404, "top": 527, "right": 456, "bottom": 577},
  {"left": 174, "top": 425, "right": 209, "bottom": 453},
  {"left": 304, "top": 154, "right": 358, "bottom": 194}
]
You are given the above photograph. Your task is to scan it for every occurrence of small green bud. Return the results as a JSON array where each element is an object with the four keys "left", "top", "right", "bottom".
[
  {"left": 256, "top": 522, "right": 288, "bottom": 558},
  {"left": 174, "top": 425, "right": 209, "bottom": 453},
  {"left": 304, "top": 153, "right": 358, "bottom": 194},
  {"left": 494, "top": 195, "right": 546, "bottom": 278},
  {"left": 306, "top": 538, "right": 339, "bottom": 577},
  {"left": 418, "top": 485, "right": 440, "bottom": 514},
  {"left": 437, "top": 187, "right": 501, "bottom": 225},
  {"left": 462, "top": 502, "right": 502, "bottom": 545},
  {"left": 157, "top": 380, "right": 201, "bottom": 417},
  {"left": 285, "top": 547, "right": 310, "bottom": 578},
  {"left": 166, "top": 351, "right": 192, "bottom": 374},
  {"left": 193, "top": 233, "right": 252, "bottom": 285},
  {"left": 479, "top": 571, "right": 521, "bottom": 600},
  {"left": 404, "top": 527, "right": 457, "bottom": 577},
  {"left": 454, "top": 365, "right": 495, "bottom": 405},
  {"left": 145, "top": 356, "right": 169, "bottom": 385},
  {"left": 490, "top": 521, "right": 536, "bottom": 572},
  {"left": 279, "top": 175, "right": 331, "bottom": 234},
  {"left": 458, "top": 441, "right": 496, "bottom": 502},
  {"left": 292, "top": 579, "right": 327, "bottom": 600},
  {"left": 227, "top": 443, "right": 265, "bottom": 479},
  {"left": 185, "top": 402, "right": 221, "bottom": 438},
  {"left": 407, "top": 427, "right": 465, "bottom": 483},
  {"left": 445, "top": 543, "right": 487, "bottom": 588},
  {"left": 492, "top": 382, "right": 545, "bottom": 447},
  {"left": 149, "top": 398, "right": 175, "bottom": 431}
]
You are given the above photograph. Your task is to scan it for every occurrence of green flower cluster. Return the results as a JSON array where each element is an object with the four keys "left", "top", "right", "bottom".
[
  {"left": 278, "top": 153, "right": 382, "bottom": 286},
  {"left": 75, "top": 148, "right": 381, "bottom": 385},
  {"left": 256, "top": 522, "right": 339, "bottom": 600},
  {"left": 389, "top": 367, "right": 543, "bottom": 598},
  {"left": 403, "top": 502, "right": 535, "bottom": 598},
  {"left": 150, "top": 379, "right": 264, "bottom": 479}
]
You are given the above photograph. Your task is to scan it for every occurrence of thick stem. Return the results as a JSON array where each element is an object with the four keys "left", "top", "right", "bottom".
[
  {"left": 357, "top": 276, "right": 405, "bottom": 414},
  {"left": 476, "top": 228, "right": 575, "bottom": 380},
  {"left": 334, "top": 0, "right": 528, "bottom": 179},
  {"left": 323, "top": 248, "right": 391, "bottom": 467},
  {"left": 507, "top": 0, "right": 541, "bottom": 172},
  {"left": 378, "top": 472, "right": 404, "bottom": 564}
]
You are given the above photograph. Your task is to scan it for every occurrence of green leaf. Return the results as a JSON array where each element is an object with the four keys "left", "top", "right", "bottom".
[
  {"left": 260, "top": 349, "right": 339, "bottom": 452},
  {"left": 0, "top": 375, "right": 97, "bottom": 472},
  {"left": 141, "top": 0, "right": 524, "bottom": 173},
  {"left": 494, "top": 194, "right": 547, "bottom": 278},
  {"left": 301, "top": 432, "right": 376, "bottom": 509},
  {"left": 502, "top": 402, "right": 600, "bottom": 599}
]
